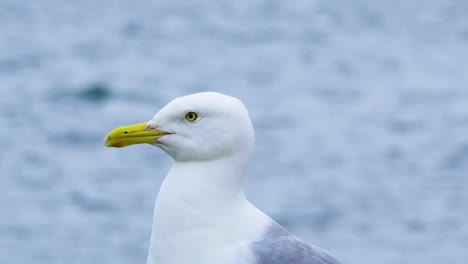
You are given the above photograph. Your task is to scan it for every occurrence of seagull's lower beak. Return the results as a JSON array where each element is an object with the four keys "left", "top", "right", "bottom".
[{"left": 104, "top": 122, "right": 171, "bottom": 148}]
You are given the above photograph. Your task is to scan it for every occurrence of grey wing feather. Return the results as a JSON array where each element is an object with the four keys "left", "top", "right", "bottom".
[
  {"left": 251, "top": 235, "right": 340, "bottom": 264},
  {"left": 250, "top": 221, "right": 340, "bottom": 264}
]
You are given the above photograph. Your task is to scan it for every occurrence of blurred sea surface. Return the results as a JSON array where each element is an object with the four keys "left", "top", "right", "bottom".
[{"left": 1, "top": 1, "right": 468, "bottom": 263}]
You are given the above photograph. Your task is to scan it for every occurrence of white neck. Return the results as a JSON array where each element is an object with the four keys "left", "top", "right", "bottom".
[{"left": 146, "top": 155, "right": 269, "bottom": 264}]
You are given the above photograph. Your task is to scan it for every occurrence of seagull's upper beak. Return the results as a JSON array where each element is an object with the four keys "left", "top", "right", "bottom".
[{"left": 104, "top": 122, "right": 171, "bottom": 148}]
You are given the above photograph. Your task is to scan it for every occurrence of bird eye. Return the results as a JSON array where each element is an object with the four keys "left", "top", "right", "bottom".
[{"left": 184, "top": 111, "right": 199, "bottom": 122}]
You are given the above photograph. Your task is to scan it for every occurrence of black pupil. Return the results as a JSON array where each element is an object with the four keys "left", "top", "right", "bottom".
[{"left": 188, "top": 113, "right": 195, "bottom": 120}]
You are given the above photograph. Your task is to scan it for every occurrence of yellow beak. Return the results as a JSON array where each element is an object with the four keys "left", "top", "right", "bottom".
[{"left": 104, "top": 122, "right": 171, "bottom": 148}]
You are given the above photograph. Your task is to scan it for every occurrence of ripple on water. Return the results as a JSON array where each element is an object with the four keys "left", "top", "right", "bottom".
[
  {"left": 69, "top": 190, "right": 118, "bottom": 213},
  {"left": 76, "top": 83, "right": 112, "bottom": 103}
]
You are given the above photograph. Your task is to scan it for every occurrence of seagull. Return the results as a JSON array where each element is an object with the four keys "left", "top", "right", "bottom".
[{"left": 104, "top": 92, "right": 341, "bottom": 264}]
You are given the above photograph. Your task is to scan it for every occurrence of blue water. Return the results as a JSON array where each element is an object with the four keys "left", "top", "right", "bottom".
[{"left": 1, "top": 1, "right": 468, "bottom": 263}]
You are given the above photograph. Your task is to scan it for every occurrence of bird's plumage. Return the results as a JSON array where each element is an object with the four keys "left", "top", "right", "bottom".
[{"left": 105, "top": 92, "right": 341, "bottom": 264}]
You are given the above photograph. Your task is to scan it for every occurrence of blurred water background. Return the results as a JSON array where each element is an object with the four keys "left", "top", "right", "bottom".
[{"left": 1, "top": 1, "right": 468, "bottom": 263}]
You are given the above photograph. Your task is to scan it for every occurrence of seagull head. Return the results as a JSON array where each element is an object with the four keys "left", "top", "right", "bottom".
[{"left": 104, "top": 92, "right": 254, "bottom": 162}]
